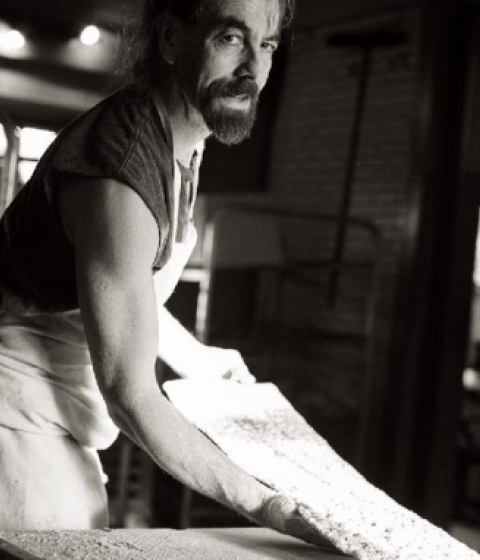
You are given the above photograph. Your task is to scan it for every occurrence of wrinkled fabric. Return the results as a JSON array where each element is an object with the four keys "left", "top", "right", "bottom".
[
  {"left": 154, "top": 161, "right": 197, "bottom": 305},
  {"left": 0, "top": 306, "right": 113, "bottom": 528},
  {"left": 0, "top": 427, "right": 109, "bottom": 529},
  {"left": 0, "top": 310, "right": 119, "bottom": 449}
]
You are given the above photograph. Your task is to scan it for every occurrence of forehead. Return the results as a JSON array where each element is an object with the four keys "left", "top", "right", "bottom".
[{"left": 201, "top": 0, "right": 282, "bottom": 36}]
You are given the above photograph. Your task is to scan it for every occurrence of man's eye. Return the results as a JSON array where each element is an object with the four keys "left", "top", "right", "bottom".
[
  {"left": 262, "top": 42, "right": 278, "bottom": 53},
  {"left": 220, "top": 34, "right": 242, "bottom": 46}
]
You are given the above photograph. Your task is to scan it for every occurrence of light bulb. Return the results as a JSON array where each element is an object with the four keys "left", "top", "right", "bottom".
[
  {"left": 0, "top": 29, "right": 25, "bottom": 51},
  {"left": 80, "top": 25, "right": 100, "bottom": 46}
]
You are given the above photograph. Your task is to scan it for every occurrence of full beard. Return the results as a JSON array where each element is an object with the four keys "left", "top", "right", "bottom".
[{"left": 198, "top": 78, "right": 259, "bottom": 146}]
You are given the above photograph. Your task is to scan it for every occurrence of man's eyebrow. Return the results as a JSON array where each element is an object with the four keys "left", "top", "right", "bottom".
[{"left": 213, "top": 16, "right": 280, "bottom": 42}]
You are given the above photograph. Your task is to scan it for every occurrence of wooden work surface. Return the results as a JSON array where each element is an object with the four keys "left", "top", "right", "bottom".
[{"left": 0, "top": 527, "right": 349, "bottom": 560}]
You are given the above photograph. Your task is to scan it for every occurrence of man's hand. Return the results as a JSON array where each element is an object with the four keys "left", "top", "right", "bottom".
[
  {"left": 262, "top": 494, "right": 330, "bottom": 549},
  {"left": 186, "top": 344, "right": 256, "bottom": 384},
  {"left": 155, "top": 307, "right": 255, "bottom": 384}
]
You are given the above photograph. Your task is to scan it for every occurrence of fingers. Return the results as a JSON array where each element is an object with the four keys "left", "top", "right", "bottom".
[
  {"left": 222, "top": 352, "right": 256, "bottom": 384},
  {"left": 194, "top": 345, "right": 257, "bottom": 384},
  {"left": 226, "top": 367, "right": 256, "bottom": 384},
  {"left": 264, "top": 495, "right": 328, "bottom": 548},
  {"left": 264, "top": 494, "right": 297, "bottom": 532}
]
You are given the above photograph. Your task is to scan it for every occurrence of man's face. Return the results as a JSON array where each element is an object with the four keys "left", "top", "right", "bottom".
[{"left": 173, "top": 0, "right": 281, "bottom": 145}]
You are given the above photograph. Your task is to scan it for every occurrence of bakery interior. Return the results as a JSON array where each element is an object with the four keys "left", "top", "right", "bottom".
[{"left": 0, "top": 0, "right": 479, "bottom": 552}]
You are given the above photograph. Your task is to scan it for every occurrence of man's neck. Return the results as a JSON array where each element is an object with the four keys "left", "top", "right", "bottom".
[{"left": 156, "top": 80, "right": 210, "bottom": 168}]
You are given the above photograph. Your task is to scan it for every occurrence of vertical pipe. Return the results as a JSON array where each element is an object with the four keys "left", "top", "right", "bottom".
[
  {"left": 326, "top": 31, "right": 405, "bottom": 306},
  {"left": 328, "top": 47, "right": 372, "bottom": 305}
]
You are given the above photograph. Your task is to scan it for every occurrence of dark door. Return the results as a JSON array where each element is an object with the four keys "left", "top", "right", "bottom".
[{"left": 384, "top": 1, "right": 480, "bottom": 528}]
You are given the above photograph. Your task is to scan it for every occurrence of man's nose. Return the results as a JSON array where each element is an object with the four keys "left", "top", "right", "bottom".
[{"left": 236, "top": 44, "right": 263, "bottom": 82}]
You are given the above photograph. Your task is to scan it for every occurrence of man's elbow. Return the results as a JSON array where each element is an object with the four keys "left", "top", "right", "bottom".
[{"left": 98, "top": 370, "right": 156, "bottom": 424}]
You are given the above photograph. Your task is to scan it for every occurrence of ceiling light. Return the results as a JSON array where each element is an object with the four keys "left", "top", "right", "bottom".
[
  {"left": 80, "top": 25, "right": 101, "bottom": 46},
  {"left": 0, "top": 29, "right": 25, "bottom": 51}
]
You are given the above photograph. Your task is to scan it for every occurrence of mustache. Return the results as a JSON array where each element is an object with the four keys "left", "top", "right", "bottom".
[{"left": 207, "top": 78, "right": 259, "bottom": 99}]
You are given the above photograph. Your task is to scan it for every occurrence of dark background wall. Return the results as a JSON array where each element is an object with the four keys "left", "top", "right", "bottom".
[{"left": 267, "top": 2, "right": 421, "bottom": 480}]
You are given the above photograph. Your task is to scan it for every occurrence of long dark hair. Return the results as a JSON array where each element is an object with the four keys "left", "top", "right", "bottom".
[{"left": 115, "top": 0, "right": 296, "bottom": 91}]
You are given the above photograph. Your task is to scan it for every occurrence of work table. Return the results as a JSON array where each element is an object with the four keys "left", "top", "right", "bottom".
[{"left": 0, "top": 527, "right": 349, "bottom": 559}]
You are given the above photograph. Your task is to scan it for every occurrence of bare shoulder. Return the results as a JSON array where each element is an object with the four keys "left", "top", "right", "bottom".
[{"left": 57, "top": 173, "right": 159, "bottom": 271}]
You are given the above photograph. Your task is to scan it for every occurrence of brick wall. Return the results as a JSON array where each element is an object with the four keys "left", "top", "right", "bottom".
[{"left": 266, "top": 5, "right": 425, "bottom": 464}]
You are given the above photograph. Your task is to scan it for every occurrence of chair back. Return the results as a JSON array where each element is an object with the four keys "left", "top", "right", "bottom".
[{"left": 203, "top": 205, "right": 284, "bottom": 270}]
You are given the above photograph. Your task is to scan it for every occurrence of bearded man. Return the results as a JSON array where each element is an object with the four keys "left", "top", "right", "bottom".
[{"left": 0, "top": 0, "right": 312, "bottom": 538}]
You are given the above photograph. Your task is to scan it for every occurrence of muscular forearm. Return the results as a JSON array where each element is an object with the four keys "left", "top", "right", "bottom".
[{"left": 106, "top": 384, "right": 273, "bottom": 522}]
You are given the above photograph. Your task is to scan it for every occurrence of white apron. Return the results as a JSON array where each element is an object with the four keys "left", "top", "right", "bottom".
[{"left": 0, "top": 160, "right": 198, "bottom": 529}]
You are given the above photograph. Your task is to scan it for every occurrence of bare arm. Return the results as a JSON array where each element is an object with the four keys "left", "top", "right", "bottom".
[{"left": 57, "top": 176, "right": 271, "bottom": 522}]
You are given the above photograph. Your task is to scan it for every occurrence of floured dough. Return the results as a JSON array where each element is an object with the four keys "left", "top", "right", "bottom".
[{"left": 163, "top": 380, "right": 479, "bottom": 560}]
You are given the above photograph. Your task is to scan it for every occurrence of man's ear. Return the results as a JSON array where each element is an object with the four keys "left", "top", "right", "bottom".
[{"left": 157, "top": 13, "right": 180, "bottom": 65}]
